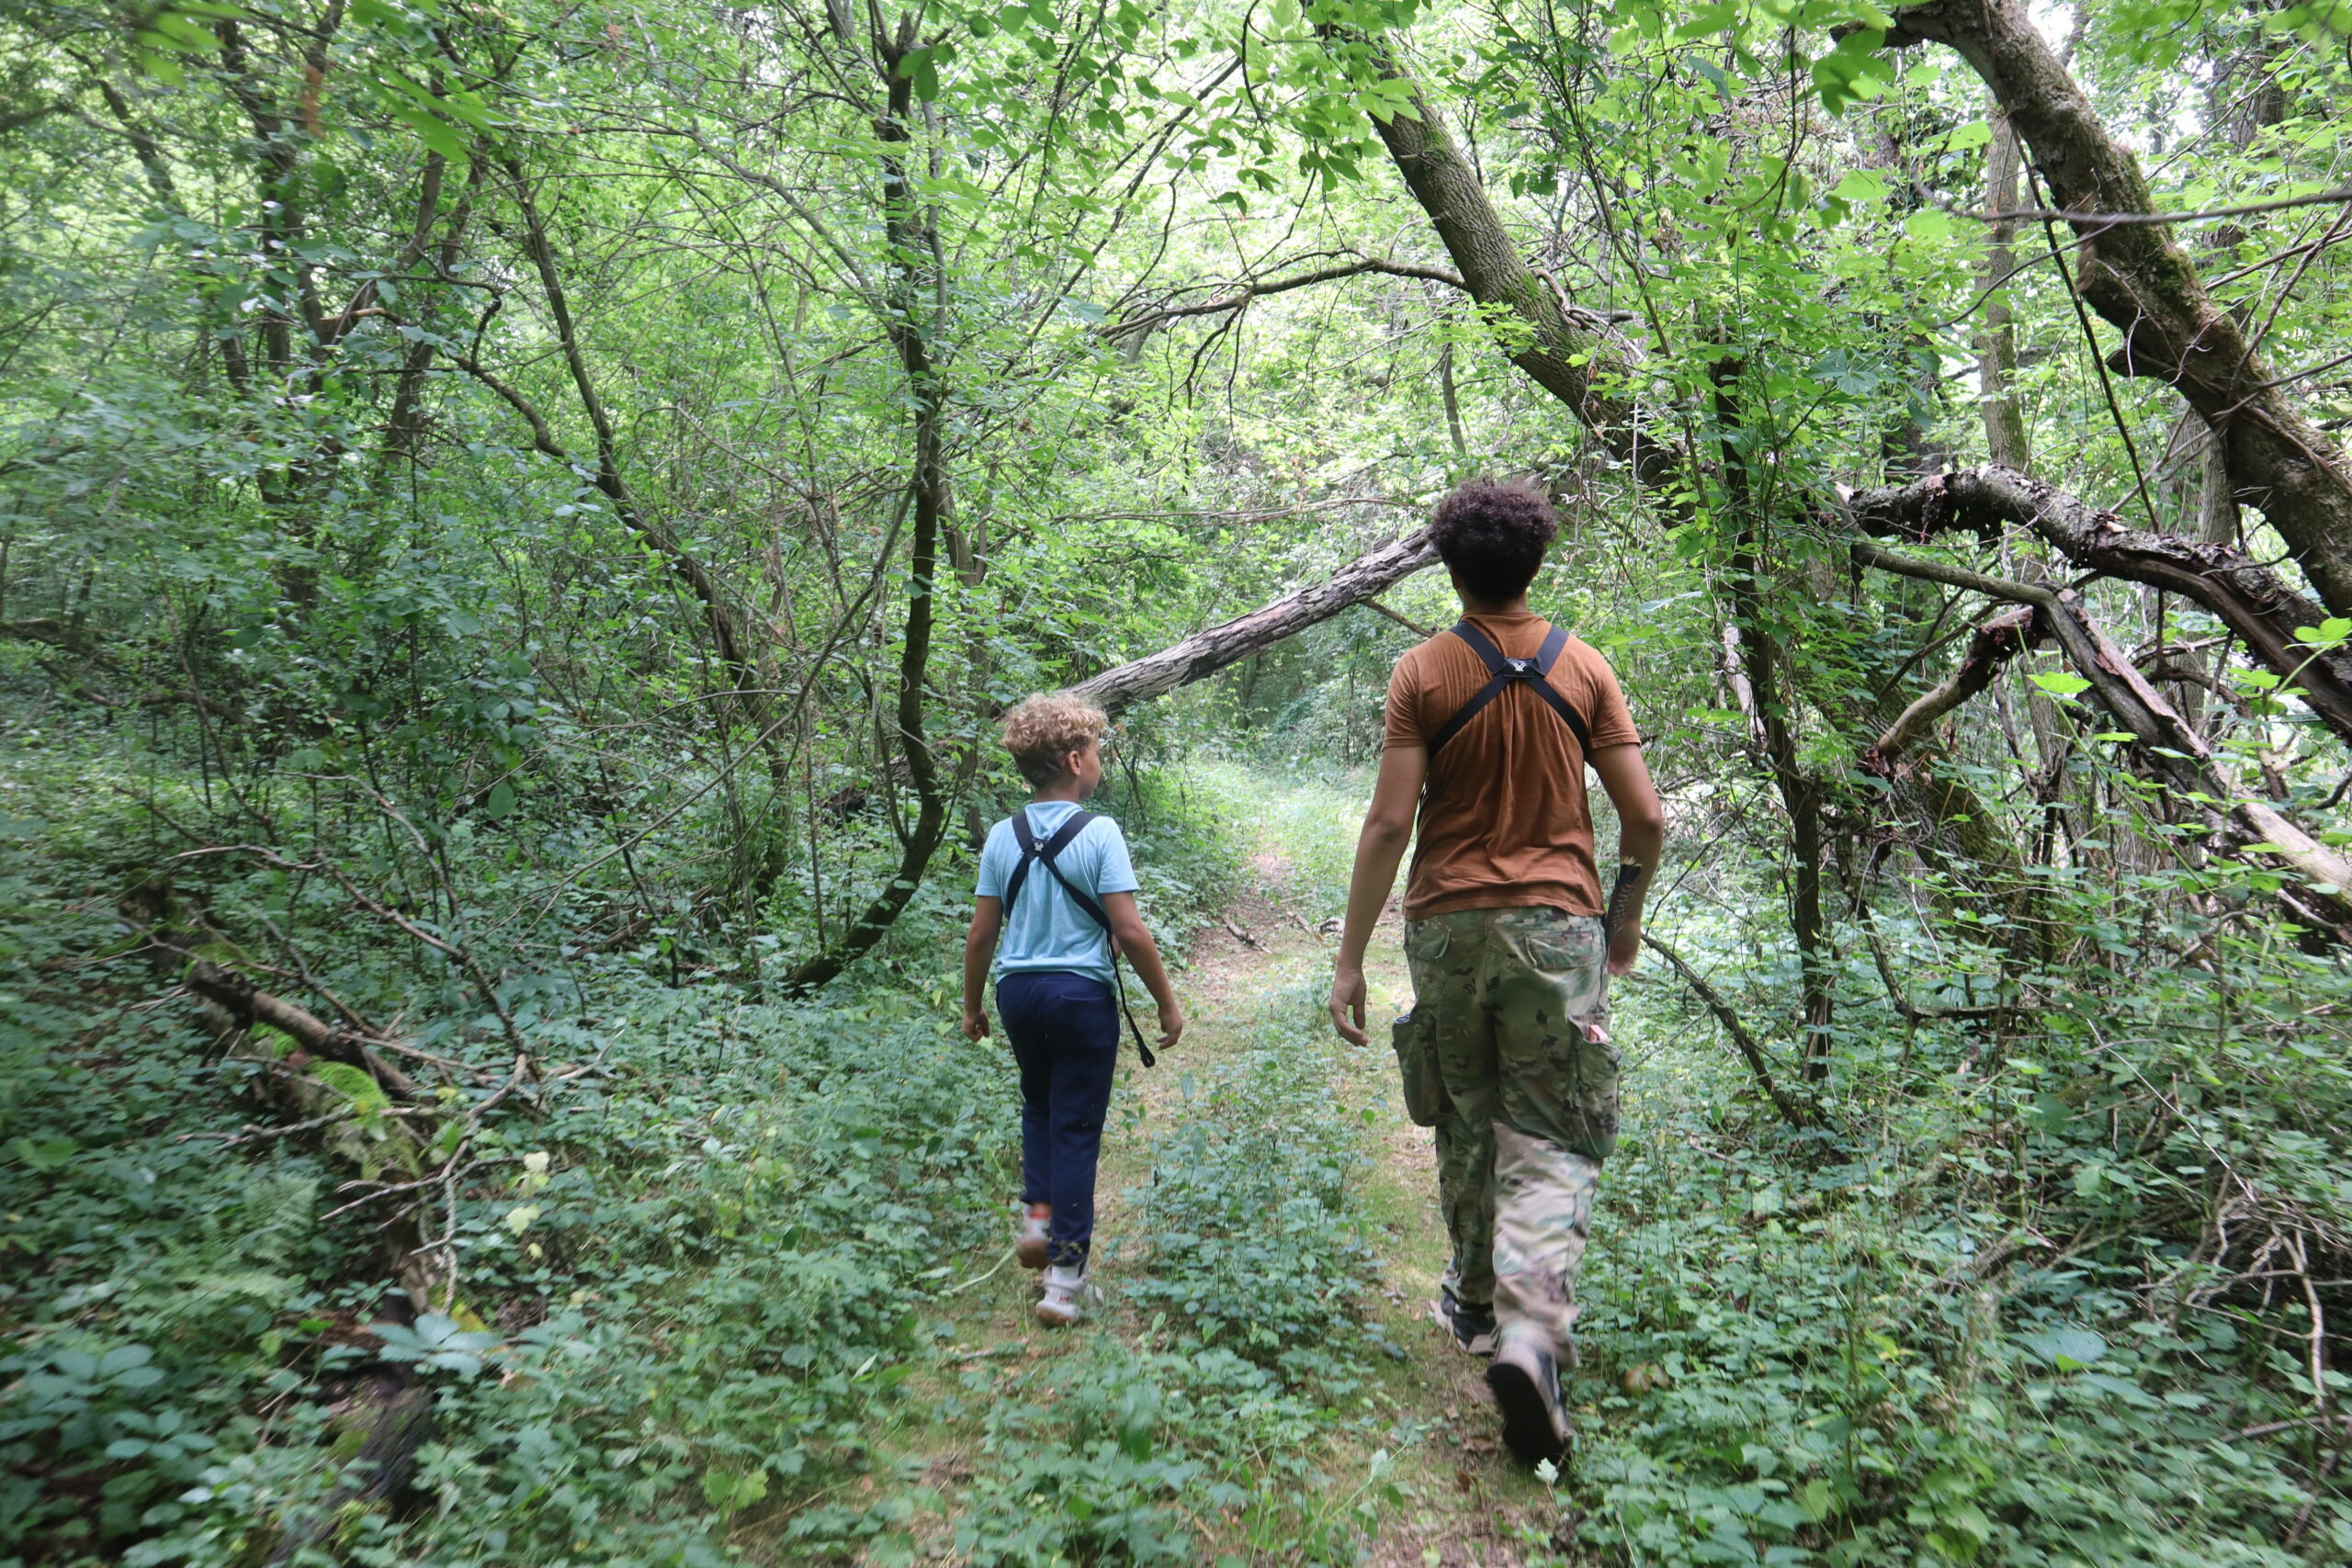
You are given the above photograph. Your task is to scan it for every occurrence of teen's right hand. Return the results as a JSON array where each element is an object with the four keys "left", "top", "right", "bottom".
[
  {"left": 1328, "top": 966, "right": 1368, "bottom": 1046},
  {"left": 962, "top": 1006, "right": 990, "bottom": 1041},
  {"left": 1156, "top": 1002, "right": 1186, "bottom": 1051}
]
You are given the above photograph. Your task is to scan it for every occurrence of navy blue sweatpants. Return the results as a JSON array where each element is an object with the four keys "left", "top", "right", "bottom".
[{"left": 996, "top": 969, "right": 1120, "bottom": 1269}]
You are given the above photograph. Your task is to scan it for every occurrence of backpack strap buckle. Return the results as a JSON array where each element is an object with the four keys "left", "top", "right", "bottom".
[{"left": 1424, "top": 620, "right": 1597, "bottom": 758}]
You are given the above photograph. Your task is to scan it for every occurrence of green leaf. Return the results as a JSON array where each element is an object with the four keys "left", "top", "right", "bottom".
[
  {"left": 1669, "top": 2, "right": 1740, "bottom": 42},
  {"left": 485, "top": 781, "right": 516, "bottom": 818},
  {"left": 702, "top": 1464, "right": 769, "bottom": 1514},
  {"left": 1829, "top": 169, "right": 1888, "bottom": 205},
  {"left": 2030, "top": 671, "right": 2090, "bottom": 699},
  {"left": 899, "top": 46, "right": 941, "bottom": 103},
  {"left": 8, "top": 1135, "right": 78, "bottom": 1172},
  {"left": 1903, "top": 209, "right": 1954, "bottom": 243},
  {"left": 2023, "top": 1325, "right": 2108, "bottom": 1369},
  {"left": 387, "top": 103, "right": 468, "bottom": 163}
]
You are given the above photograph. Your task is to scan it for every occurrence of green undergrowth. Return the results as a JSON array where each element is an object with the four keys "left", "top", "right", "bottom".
[
  {"left": 2, "top": 752, "right": 1398, "bottom": 1566},
  {"left": 1546, "top": 897, "right": 2352, "bottom": 1566},
  {"left": 797, "top": 981, "right": 1403, "bottom": 1565},
  {"left": 799, "top": 1029, "right": 1401, "bottom": 1561},
  {"left": 9, "top": 751, "right": 2352, "bottom": 1565}
]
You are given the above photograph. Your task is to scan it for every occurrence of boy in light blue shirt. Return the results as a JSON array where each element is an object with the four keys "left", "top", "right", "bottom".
[{"left": 962, "top": 693, "right": 1184, "bottom": 1326}]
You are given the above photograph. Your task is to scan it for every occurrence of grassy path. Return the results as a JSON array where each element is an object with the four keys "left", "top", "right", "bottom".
[{"left": 844, "top": 773, "right": 1578, "bottom": 1566}]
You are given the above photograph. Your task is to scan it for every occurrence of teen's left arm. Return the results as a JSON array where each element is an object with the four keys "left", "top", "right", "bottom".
[
  {"left": 962, "top": 896, "right": 1003, "bottom": 1040},
  {"left": 1102, "top": 892, "right": 1185, "bottom": 1050},
  {"left": 1590, "top": 743, "right": 1665, "bottom": 976}
]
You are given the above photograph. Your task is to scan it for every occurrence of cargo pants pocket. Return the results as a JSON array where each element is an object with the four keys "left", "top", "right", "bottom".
[
  {"left": 1391, "top": 1008, "right": 1446, "bottom": 1128},
  {"left": 1565, "top": 1016, "right": 1622, "bottom": 1160}
]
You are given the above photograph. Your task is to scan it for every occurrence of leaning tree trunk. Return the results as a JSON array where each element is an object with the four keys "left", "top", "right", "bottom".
[
  {"left": 1351, "top": 33, "right": 1689, "bottom": 495},
  {"left": 1849, "top": 465, "right": 2352, "bottom": 750},
  {"left": 1070, "top": 531, "right": 1439, "bottom": 715}
]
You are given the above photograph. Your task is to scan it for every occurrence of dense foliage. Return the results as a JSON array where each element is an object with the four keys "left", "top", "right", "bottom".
[{"left": 6, "top": 0, "right": 2352, "bottom": 1562}]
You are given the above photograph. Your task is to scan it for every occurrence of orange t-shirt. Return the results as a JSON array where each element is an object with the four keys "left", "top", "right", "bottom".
[{"left": 1384, "top": 613, "right": 1641, "bottom": 919}]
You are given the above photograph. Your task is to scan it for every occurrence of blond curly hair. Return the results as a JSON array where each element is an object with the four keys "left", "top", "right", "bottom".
[{"left": 1001, "top": 693, "right": 1108, "bottom": 786}]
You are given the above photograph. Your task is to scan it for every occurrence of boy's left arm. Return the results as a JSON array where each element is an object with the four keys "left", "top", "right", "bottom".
[
  {"left": 1102, "top": 893, "right": 1184, "bottom": 1050},
  {"left": 962, "top": 897, "right": 1002, "bottom": 1040}
]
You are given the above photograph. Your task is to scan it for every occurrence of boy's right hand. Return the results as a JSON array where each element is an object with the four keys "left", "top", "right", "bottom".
[
  {"left": 1156, "top": 1002, "right": 1186, "bottom": 1051},
  {"left": 962, "top": 1005, "right": 990, "bottom": 1041}
]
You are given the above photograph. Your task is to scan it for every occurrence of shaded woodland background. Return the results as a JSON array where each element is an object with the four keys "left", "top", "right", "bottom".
[{"left": 6, "top": 0, "right": 2352, "bottom": 1562}]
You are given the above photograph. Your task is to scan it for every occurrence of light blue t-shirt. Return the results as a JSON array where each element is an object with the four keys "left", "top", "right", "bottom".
[{"left": 976, "top": 801, "right": 1139, "bottom": 985}]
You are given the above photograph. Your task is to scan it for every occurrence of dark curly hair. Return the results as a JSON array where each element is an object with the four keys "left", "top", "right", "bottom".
[{"left": 1428, "top": 479, "right": 1559, "bottom": 604}]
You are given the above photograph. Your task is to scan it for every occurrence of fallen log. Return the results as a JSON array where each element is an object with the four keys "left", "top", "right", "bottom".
[{"left": 1069, "top": 529, "right": 1441, "bottom": 714}]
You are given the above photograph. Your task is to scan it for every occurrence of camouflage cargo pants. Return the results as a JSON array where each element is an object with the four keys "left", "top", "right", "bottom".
[{"left": 1400, "top": 907, "right": 1617, "bottom": 1358}]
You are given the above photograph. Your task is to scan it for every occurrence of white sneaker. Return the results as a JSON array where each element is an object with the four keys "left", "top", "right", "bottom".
[
  {"left": 1035, "top": 1263, "right": 1099, "bottom": 1327},
  {"left": 1016, "top": 1204, "right": 1050, "bottom": 1270}
]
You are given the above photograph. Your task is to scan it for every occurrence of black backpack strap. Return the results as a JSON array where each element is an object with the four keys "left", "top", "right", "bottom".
[
  {"left": 1524, "top": 625, "right": 1594, "bottom": 752},
  {"left": 1002, "top": 808, "right": 1096, "bottom": 918},
  {"left": 995, "top": 808, "right": 1158, "bottom": 1068},
  {"left": 1425, "top": 620, "right": 1593, "bottom": 758}
]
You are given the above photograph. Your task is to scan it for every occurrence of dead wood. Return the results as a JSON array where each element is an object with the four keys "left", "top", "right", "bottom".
[
  {"left": 1851, "top": 537, "right": 2352, "bottom": 944},
  {"left": 1849, "top": 464, "right": 2352, "bottom": 749},
  {"left": 1866, "top": 606, "right": 2041, "bottom": 770},
  {"left": 1069, "top": 530, "right": 1441, "bottom": 715}
]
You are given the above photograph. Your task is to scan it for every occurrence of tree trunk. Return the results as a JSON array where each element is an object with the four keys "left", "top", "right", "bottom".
[
  {"left": 1710, "top": 360, "right": 1837, "bottom": 1077},
  {"left": 778, "top": 17, "right": 952, "bottom": 997},
  {"left": 1070, "top": 531, "right": 1439, "bottom": 715},
  {"left": 1888, "top": 0, "right": 2352, "bottom": 615},
  {"left": 1977, "top": 105, "right": 2032, "bottom": 471},
  {"left": 1351, "top": 39, "right": 1687, "bottom": 494}
]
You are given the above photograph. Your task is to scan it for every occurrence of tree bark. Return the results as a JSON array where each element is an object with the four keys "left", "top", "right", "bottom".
[
  {"left": 1848, "top": 464, "right": 2352, "bottom": 749},
  {"left": 1976, "top": 104, "right": 2032, "bottom": 471},
  {"left": 1069, "top": 531, "right": 1440, "bottom": 715},
  {"left": 1867, "top": 606, "right": 2039, "bottom": 769},
  {"left": 1887, "top": 0, "right": 2352, "bottom": 615},
  {"left": 1352, "top": 39, "right": 1687, "bottom": 493}
]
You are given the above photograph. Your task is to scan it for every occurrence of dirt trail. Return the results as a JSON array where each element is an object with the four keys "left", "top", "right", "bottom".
[{"left": 916, "top": 840, "right": 1576, "bottom": 1565}]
